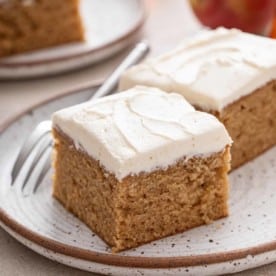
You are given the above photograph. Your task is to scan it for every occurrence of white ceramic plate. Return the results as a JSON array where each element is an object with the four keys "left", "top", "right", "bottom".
[
  {"left": 0, "top": 88, "right": 276, "bottom": 276},
  {"left": 0, "top": 0, "right": 145, "bottom": 79}
]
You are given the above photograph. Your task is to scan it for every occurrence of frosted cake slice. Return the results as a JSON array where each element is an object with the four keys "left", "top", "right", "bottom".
[
  {"left": 0, "top": 0, "right": 84, "bottom": 57},
  {"left": 52, "top": 86, "right": 232, "bottom": 252},
  {"left": 120, "top": 28, "right": 276, "bottom": 169}
]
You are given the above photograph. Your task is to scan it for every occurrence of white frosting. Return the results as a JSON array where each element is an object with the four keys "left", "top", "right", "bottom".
[
  {"left": 119, "top": 28, "right": 276, "bottom": 111},
  {"left": 52, "top": 86, "right": 232, "bottom": 180}
]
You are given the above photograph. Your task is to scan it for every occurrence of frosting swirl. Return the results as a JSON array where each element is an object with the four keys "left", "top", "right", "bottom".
[
  {"left": 120, "top": 28, "right": 276, "bottom": 111},
  {"left": 52, "top": 86, "right": 232, "bottom": 180}
]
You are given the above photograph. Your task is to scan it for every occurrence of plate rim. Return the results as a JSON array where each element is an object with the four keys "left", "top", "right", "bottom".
[
  {"left": 0, "top": 0, "right": 146, "bottom": 68},
  {"left": 0, "top": 87, "right": 276, "bottom": 269}
]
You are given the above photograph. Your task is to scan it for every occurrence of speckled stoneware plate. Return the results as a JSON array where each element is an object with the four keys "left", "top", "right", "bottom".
[
  {"left": 0, "top": 0, "right": 145, "bottom": 79},
  {"left": 0, "top": 87, "right": 276, "bottom": 276}
]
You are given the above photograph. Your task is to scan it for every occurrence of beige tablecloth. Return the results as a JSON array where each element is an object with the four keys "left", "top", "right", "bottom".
[{"left": 0, "top": 1, "right": 275, "bottom": 275}]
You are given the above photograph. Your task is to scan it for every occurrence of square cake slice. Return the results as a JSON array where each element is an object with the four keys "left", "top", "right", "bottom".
[
  {"left": 120, "top": 28, "right": 276, "bottom": 169},
  {"left": 0, "top": 0, "right": 84, "bottom": 57},
  {"left": 52, "top": 86, "right": 232, "bottom": 252}
]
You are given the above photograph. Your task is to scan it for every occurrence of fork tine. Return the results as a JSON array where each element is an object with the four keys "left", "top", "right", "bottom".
[
  {"left": 12, "top": 120, "right": 52, "bottom": 184},
  {"left": 33, "top": 148, "right": 52, "bottom": 193},
  {"left": 21, "top": 135, "right": 52, "bottom": 192}
]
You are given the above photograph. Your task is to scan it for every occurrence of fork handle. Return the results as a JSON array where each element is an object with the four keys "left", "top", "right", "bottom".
[{"left": 89, "top": 41, "right": 150, "bottom": 101}]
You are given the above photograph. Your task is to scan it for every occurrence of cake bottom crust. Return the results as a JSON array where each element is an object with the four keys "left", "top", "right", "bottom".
[{"left": 52, "top": 128, "right": 231, "bottom": 252}]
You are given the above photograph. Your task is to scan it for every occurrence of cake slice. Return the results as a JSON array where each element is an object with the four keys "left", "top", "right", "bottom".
[
  {"left": 0, "top": 0, "right": 84, "bottom": 57},
  {"left": 52, "top": 86, "right": 232, "bottom": 252},
  {"left": 119, "top": 28, "right": 276, "bottom": 169}
]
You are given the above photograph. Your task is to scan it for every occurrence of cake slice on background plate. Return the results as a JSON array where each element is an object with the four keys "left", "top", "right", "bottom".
[
  {"left": 0, "top": 0, "right": 84, "bottom": 57},
  {"left": 119, "top": 28, "right": 276, "bottom": 169},
  {"left": 52, "top": 86, "right": 232, "bottom": 252}
]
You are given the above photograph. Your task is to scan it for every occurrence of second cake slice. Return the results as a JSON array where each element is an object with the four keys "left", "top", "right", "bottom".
[{"left": 120, "top": 28, "right": 276, "bottom": 169}]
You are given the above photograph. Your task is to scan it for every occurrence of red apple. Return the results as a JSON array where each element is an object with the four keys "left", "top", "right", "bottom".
[
  {"left": 189, "top": 0, "right": 275, "bottom": 35},
  {"left": 271, "top": 17, "right": 276, "bottom": 38}
]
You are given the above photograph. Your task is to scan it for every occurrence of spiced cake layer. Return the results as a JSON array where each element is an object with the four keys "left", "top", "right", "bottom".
[
  {"left": 0, "top": 0, "right": 84, "bottom": 57},
  {"left": 119, "top": 28, "right": 276, "bottom": 169},
  {"left": 52, "top": 86, "right": 232, "bottom": 252}
]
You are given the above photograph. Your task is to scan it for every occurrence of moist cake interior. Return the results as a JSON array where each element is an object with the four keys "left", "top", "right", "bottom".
[
  {"left": 0, "top": 0, "right": 84, "bottom": 57},
  {"left": 53, "top": 128, "right": 230, "bottom": 252}
]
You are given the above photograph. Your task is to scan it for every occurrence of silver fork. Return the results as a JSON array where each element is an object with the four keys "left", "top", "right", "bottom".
[{"left": 11, "top": 41, "right": 150, "bottom": 193}]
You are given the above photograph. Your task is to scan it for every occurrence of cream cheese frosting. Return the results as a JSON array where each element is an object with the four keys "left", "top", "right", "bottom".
[
  {"left": 119, "top": 28, "right": 276, "bottom": 111},
  {"left": 52, "top": 86, "right": 232, "bottom": 180}
]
